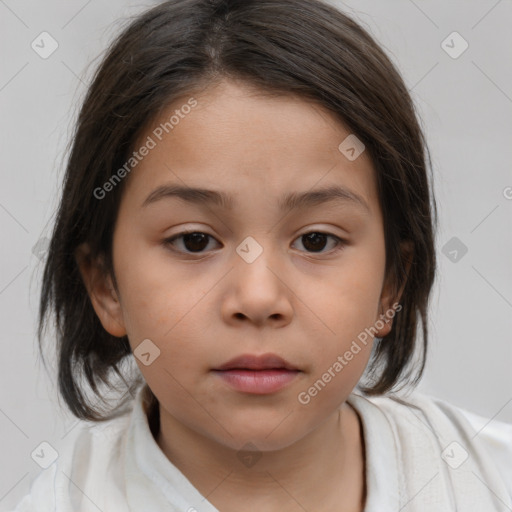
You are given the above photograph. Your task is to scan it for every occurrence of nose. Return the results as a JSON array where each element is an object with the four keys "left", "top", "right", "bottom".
[{"left": 221, "top": 241, "right": 294, "bottom": 328}]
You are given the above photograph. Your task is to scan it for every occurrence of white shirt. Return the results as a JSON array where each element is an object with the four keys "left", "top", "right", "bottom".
[{"left": 10, "top": 384, "right": 512, "bottom": 511}]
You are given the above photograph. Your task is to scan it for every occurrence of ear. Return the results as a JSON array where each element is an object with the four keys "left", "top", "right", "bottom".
[
  {"left": 75, "top": 243, "right": 127, "bottom": 338},
  {"left": 375, "top": 240, "right": 413, "bottom": 338}
]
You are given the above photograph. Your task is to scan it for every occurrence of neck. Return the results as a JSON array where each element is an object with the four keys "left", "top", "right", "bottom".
[{"left": 153, "top": 401, "right": 366, "bottom": 511}]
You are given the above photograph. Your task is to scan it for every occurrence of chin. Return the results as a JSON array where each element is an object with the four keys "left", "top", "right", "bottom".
[{"left": 209, "top": 417, "right": 311, "bottom": 453}]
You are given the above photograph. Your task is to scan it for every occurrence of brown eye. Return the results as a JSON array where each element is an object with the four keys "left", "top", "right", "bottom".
[
  {"left": 293, "top": 232, "right": 345, "bottom": 254},
  {"left": 164, "top": 232, "right": 219, "bottom": 253}
]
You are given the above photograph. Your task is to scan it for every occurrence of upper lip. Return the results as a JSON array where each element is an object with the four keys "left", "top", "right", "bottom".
[{"left": 213, "top": 353, "right": 299, "bottom": 371}]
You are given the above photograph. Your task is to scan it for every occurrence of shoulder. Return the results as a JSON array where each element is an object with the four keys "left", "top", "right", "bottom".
[
  {"left": 366, "top": 391, "right": 512, "bottom": 458},
  {"left": 351, "top": 390, "right": 512, "bottom": 503},
  {"left": 9, "top": 409, "right": 132, "bottom": 512}
]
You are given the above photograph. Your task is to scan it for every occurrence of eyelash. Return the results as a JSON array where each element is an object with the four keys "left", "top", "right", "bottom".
[{"left": 163, "top": 230, "right": 346, "bottom": 256}]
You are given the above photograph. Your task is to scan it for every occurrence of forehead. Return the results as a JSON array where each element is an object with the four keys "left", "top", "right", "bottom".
[{"left": 123, "top": 79, "right": 379, "bottom": 216}]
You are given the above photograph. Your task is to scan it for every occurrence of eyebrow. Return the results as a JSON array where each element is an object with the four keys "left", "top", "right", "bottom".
[{"left": 142, "top": 184, "right": 370, "bottom": 213}]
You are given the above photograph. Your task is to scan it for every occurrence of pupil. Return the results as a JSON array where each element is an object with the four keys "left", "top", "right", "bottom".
[
  {"left": 303, "top": 233, "right": 327, "bottom": 252},
  {"left": 184, "top": 233, "right": 208, "bottom": 252}
]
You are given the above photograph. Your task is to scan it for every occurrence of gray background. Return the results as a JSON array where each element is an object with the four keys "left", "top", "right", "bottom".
[{"left": 1, "top": 0, "right": 511, "bottom": 509}]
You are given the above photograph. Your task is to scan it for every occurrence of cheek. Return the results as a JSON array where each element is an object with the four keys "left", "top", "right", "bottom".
[
  {"left": 121, "top": 280, "right": 210, "bottom": 357},
  {"left": 114, "top": 255, "right": 217, "bottom": 384},
  {"left": 113, "top": 237, "right": 204, "bottom": 336},
  {"left": 302, "top": 249, "right": 385, "bottom": 380},
  {"left": 308, "top": 249, "right": 385, "bottom": 331}
]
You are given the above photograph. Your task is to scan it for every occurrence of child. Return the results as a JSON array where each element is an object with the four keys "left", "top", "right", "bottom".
[{"left": 14, "top": 0, "right": 512, "bottom": 510}]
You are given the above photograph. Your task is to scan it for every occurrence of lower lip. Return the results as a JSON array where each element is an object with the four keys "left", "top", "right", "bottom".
[{"left": 212, "top": 369, "right": 301, "bottom": 394}]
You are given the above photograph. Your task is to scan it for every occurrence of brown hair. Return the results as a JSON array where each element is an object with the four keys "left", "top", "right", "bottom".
[{"left": 38, "top": 0, "right": 437, "bottom": 421}]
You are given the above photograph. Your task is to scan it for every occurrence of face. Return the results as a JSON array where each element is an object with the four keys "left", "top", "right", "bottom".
[{"left": 80, "top": 79, "right": 403, "bottom": 452}]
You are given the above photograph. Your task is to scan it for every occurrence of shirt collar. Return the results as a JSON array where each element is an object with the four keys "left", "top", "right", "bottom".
[
  {"left": 125, "top": 385, "right": 397, "bottom": 512},
  {"left": 124, "top": 384, "right": 221, "bottom": 511},
  {"left": 346, "top": 393, "right": 400, "bottom": 512}
]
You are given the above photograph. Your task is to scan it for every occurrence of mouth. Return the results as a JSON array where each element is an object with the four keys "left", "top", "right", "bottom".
[
  {"left": 212, "top": 353, "right": 302, "bottom": 394},
  {"left": 212, "top": 368, "right": 301, "bottom": 394},
  {"left": 212, "top": 352, "right": 300, "bottom": 371}
]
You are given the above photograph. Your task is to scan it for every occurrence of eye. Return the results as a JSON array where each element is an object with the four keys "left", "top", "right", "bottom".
[
  {"left": 163, "top": 230, "right": 346, "bottom": 255},
  {"left": 292, "top": 231, "right": 345, "bottom": 254},
  {"left": 163, "top": 231, "right": 221, "bottom": 254}
]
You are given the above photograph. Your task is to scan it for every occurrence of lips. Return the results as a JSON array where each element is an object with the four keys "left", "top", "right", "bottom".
[{"left": 213, "top": 353, "right": 299, "bottom": 371}]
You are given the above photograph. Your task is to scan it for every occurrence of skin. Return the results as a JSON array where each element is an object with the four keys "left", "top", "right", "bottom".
[{"left": 77, "top": 78, "right": 410, "bottom": 512}]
